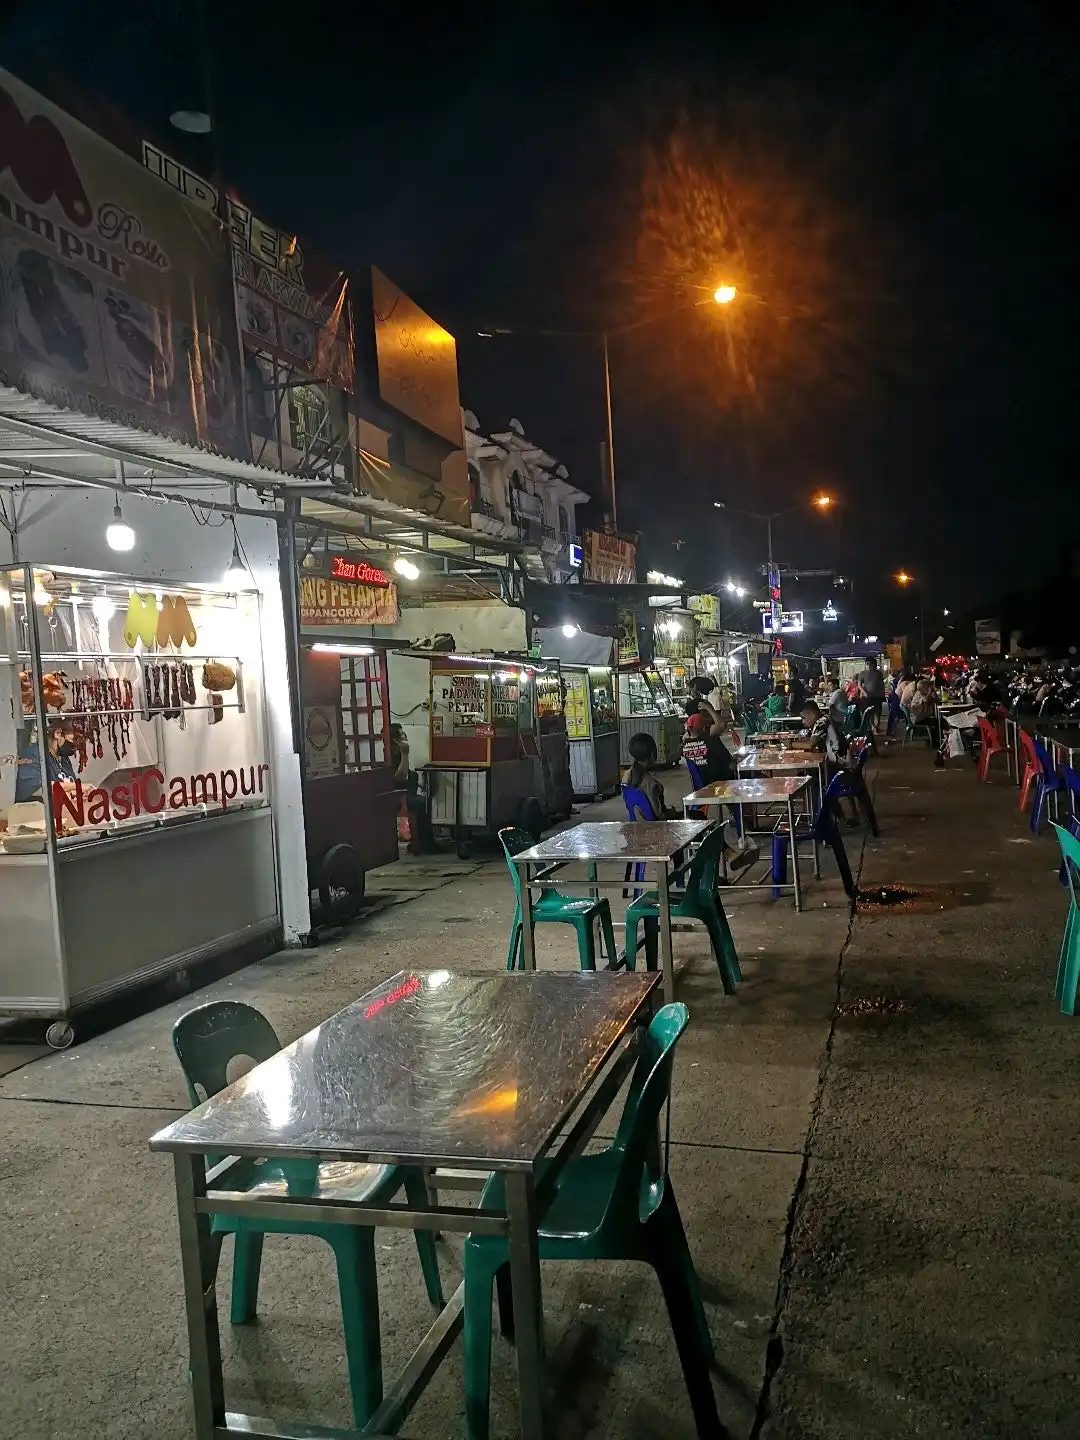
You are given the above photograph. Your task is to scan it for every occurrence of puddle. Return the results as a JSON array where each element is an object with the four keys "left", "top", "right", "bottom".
[{"left": 855, "top": 882, "right": 991, "bottom": 914}]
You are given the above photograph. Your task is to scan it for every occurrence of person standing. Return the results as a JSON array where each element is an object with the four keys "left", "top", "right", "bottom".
[{"left": 858, "top": 656, "right": 886, "bottom": 732}]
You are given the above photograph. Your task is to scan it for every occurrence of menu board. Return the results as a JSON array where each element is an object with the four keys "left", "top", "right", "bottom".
[{"left": 563, "top": 671, "right": 590, "bottom": 740}]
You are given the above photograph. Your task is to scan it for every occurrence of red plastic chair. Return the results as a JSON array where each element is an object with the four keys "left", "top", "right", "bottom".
[
  {"left": 976, "top": 716, "right": 1006, "bottom": 782},
  {"left": 1018, "top": 728, "right": 1043, "bottom": 813}
]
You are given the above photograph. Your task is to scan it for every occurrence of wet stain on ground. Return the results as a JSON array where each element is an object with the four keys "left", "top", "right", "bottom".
[
  {"left": 836, "top": 994, "right": 913, "bottom": 1019},
  {"left": 856, "top": 881, "right": 993, "bottom": 914}
]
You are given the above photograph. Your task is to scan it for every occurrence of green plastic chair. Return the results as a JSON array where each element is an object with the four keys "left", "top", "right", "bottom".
[
  {"left": 1050, "top": 822, "right": 1080, "bottom": 1015},
  {"left": 461, "top": 1002, "right": 719, "bottom": 1440},
  {"left": 499, "top": 827, "right": 618, "bottom": 971},
  {"left": 623, "top": 827, "right": 741, "bottom": 993},
  {"left": 171, "top": 1001, "right": 444, "bottom": 1427}
]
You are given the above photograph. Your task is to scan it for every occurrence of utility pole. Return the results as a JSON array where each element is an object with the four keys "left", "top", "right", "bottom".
[{"left": 602, "top": 332, "right": 617, "bottom": 529}]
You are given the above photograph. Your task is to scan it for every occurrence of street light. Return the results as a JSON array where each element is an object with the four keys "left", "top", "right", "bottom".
[
  {"left": 895, "top": 570, "right": 926, "bottom": 661},
  {"left": 713, "top": 285, "right": 737, "bottom": 305}
]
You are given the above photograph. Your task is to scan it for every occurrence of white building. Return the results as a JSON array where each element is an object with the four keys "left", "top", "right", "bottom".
[{"left": 464, "top": 413, "right": 588, "bottom": 583}]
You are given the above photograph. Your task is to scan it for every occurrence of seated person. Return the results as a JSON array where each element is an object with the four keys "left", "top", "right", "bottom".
[
  {"left": 14, "top": 720, "right": 77, "bottom": 805},
  {"left": 622, "top": 732, "right": 680, "bottom": 818},
  {"left": 800, "top": 701, "right": 860, "bottom": 824},
  {"left": 762, "top": 685, "right": 788, "bottom": 720},
  {"left": 681, "top": 696, "right": 736, "bottom": 785}
]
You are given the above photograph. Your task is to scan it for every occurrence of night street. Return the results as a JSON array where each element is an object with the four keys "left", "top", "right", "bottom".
[{"left": 2, "top": 745, "right": 1075, "bottom": 1438}]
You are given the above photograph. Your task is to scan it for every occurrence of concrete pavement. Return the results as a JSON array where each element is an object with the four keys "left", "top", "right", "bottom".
[{"left": 0, "top": 740, "right": 1074, "bottom": 1438}]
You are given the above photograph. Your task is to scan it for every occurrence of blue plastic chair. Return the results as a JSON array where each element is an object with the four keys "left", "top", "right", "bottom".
[
  {"left": 833, "top": 741, "right": 880, "bottom": 837},
  {"left": 461, "top": 1003, "right": 720, "bottom": 1440},
  {"left": 499, "top": 828, "right": 617, "bottom": 971},
  {"left": 171, "top": 1002, "right": 443, "bottom": 1428},
  {"left": 815, "top": 773, "right": 857, "bottom": 898},
  {"left": 1050, "top": 822, "right": 1080, "bottom": 1014},
  {"left": 1031, "top": 736, "right": 1064, "bottom": 835},
  {"left": 1063, "top": 765, "right": 1080, "bottom": 834}
]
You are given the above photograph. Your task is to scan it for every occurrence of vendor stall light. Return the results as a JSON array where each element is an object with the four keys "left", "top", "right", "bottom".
[
  {"left": 91, "top": 593, "right": 116, "bottom": 624},
  {"left": 647, "top": 570, "right": 683, "bottom": 587},
  {"left": 561, "top": 623, "right": 578, "bottom": 638},
  {"left": 660, "top": 618, "right": 681, "bottom": 637},
  {"left": 394, "top": 556, "right": 420, "bottom": 580},
  {"left": 518, "top": 671, "right": 530, "bottom": 684},
  {"left": 311, "top": 642, "right": 375, "bottom": 656},
  {"left": 106, "top": 501, "right": 135, "bottom": 552},
  {"left": 223, "top": 537, "right": 250, "bottom": 588}
]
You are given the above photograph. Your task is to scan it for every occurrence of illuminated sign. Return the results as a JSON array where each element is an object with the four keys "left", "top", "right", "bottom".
[
  {"left": 568, "top": 543, "right": 583, "bottom": 569},
  {"left": 822, "top": 602, "right": 838, "bottom": 622},
  {"left": 762, "top": 610, "right": 804, "bottom": 635},
  {"left": 329, "top": 554, "right": 390, "bottom": 587}
]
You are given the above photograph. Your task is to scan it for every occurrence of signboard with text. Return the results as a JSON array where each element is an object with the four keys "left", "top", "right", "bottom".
[
  {"left": 583, "top": 529, "right": 637, "bottom": 585},
  {"left": 0, "top": 68, "right": 245, "bottom": 455},
  {"left": 298, "top": 573, "right": 399, "bottom": 627},
  {"left": 371, "top": 265, "right": 462, "bottom": 445},
  {"left": 974, "top": 618, "right": 1002, "bottom": 656}
]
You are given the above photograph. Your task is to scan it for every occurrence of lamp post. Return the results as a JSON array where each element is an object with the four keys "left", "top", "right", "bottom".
[
  {"left": 895, "top": 571, "right": 925, "bottom": 662},
  {"left": 479, "top": 285, "right": 738, "bottom": 532},
  {"left": 713, "top": 494, "right": 833, "bottom": 652}
]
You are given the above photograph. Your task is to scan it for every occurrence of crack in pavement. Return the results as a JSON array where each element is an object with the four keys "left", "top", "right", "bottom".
[{"left": 749, "top": 771, "right": 876, "bottom": 1438}]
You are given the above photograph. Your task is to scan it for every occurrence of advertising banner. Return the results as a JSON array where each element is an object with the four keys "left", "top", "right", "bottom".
[
  {"left": 298, "top": 573, "right": 399, "bottom": 627},
  {"left": 583, "top": 529, "right": 637, "bottom": 585},
  {"left": 688, "top": 592, "right": 720, "bottom": 630},
  {"left": 617, "top": 607, "right": 640, "bottom": 667},
  {"left": 140, "top": 141, "right": 353, "bottom": 390},
  {"left": 974, "top": 618, "right": 1001, "bottom": 656},
  {"left": 0, "top": 69, "right": 246, "bottom": 455},
  {"left": 371, "top": 266, "right": 462, "bottom": 445}
]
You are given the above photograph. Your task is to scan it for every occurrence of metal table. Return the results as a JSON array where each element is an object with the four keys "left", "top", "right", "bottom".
[
  {"left": 511, "top": 821, "right": 710, "bottom": 1003},
  {"left": 150, "top": 968, "right": 660, "bottom": 1440},
  {"left": 1037, "top": 727, "right": 1080, "bottom": 820},
  {"left": 682, "top": 776, "right": 814, "bottom": 911},
  {"left": 736, "top": 746, "right": 826, "bottom": 811}
]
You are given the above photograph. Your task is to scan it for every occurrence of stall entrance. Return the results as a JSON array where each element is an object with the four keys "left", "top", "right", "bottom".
[{"left": 339, "top": 652, "right": 391, "bottom": 772}]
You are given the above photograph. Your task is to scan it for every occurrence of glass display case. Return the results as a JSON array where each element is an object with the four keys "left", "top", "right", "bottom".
[
  {"left": 0, "top": 565, "right": 278, "bottom": 1046},
  {"left": 564, "top": 664, "right": 621, "bottom": 799},
  {"left": 618, "top": 667, "right": 685, "bottom": 768}
]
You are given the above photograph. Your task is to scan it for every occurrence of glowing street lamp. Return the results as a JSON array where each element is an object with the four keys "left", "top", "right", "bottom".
[{"left": 713, "top": 285, "right": 737, "bottom": 305}]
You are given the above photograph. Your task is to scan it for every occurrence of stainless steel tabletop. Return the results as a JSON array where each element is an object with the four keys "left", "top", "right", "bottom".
[
  {"left": 512, "top": 819, "right": 710, "bottom": 863},
  {"left": 686, "top": 776, "right": 810, "bottom": 805},
  {"left": 738, "top": 748, "right": 822, "bottom": 770},
  {"left": 150, "top": 969, "right": 659, "bottom": 1171}
]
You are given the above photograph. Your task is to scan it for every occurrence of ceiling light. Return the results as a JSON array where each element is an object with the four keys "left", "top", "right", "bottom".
[
  {"left": 106, "top": 501, "right": 135, "bottom": 552},
  {"left": 394, "top": 556, "right": 420, "bottom": 580},
  {"left": 223, "top": 536, "right": 249, "bottom": 588},
  {"left": 310, "top": 643, "right": 375, "bottom": 656},
  {"left": 561, "top": 622, "right": 578, "bottom": 639},
  {"left": 170, "top": 109, "right": 212, "bottom": 134}
]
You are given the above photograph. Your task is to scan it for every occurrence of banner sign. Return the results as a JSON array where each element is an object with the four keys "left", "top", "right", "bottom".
[
  {"left": 371, "top": 265, "right": 462, "bottom": 445},
  {"left": 328, "top": 553, "right": 390, "bottom": 587},
  {"left": 299, "top": 573, "right": 399, "bottom": 627},
  {"left": 974, "top": 618, "right": 1001, "bottom": 656},
  {"left": 583, "top": 529, "right": 637, "bottom": 585},
  {"left": 688, "top": 593, "right": 720, "bottom": 630},
  {"left": 140, "top": 141, "right": 352, "bottom": 389},
  {"left": 616, "top": 607, "right": 640, "bottom": 667},
  {"left": 0, "top": 69, "right": 246, "bottom": 455},
  {"left": 53, "top": 762, "right": 271, "bottom": 830}
]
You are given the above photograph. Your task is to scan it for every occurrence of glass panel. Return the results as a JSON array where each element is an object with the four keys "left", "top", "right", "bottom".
[
  {"left": 588, "top": 667, "right": 617, "bottom": 735},
  {"left": 2, "top": 567, "right": 269, "bottom": 850},
  {"left": 534, "top": 669, "right": 565, "bottom": 735},
  {"left": 620, "top": 670, "right": 658, "bottom": 718},
  {"left": 645, "top": 669, "right": 681, "bottom": 717},
  {"left": 0, "top": 566, "right": 49, "bottom": 855}
]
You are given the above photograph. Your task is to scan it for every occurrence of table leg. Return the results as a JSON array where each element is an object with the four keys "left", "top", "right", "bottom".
[
  {"left": 657, "top": 858, "right": 675, "bottom": 1003},
  {"left": 174, "top": 1153, "right": 225, "bottom": 1439},
  {"left": 519, "top": 860, "right": 537, "bottom": 971},
  {"left": 808, "top": 779, "right": 820, "bottom": 879},
  {"left": 505, "top": 1171, "right": 546, "bottom": 1440},
  {"left": 789, "top": 796, "right": 803, "bottom": 912}
]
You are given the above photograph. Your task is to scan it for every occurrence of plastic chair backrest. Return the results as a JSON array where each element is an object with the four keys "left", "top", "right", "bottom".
[
  {"left": 609, "top": 1002, "right": 689, "bottom": 1222},
  {"left": 1051, "top": 821, "right": 1080, "bottom": 906},
  {"left": 172, "top": 1001, "right": 281, "bottom": 1108},
  {"left": 682, "top": 824, "right": 725, "bottom": 899},
  {"left": 1019, "top": 728, "right": 1042, "bottom": 771},
  {"left": 622, "top": 785, "right": 658, "bottom": 822},
  {"left": 1033, "top": 735, "right": 1057, "bottom": 778},
  {"left": 684, "top": 756, "right": 705, "bottom": 792},
  {"left": 977, "top": 715, "right": 999, "bottom": 751},
  {"left": 1063, "top": 765, "right": 1080, "bottom": 808},
  {"left": 498, "top": 826, "right": 536, "bottom": 906}
]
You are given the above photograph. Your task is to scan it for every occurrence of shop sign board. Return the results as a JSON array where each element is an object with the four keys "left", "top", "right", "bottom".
[
  {"left": 140, "top": 141, "right": 353, "bottom": 389},
  {"left": 688, "top": 593, "right": 720, "bottom": 630},
  {"left": 371, "top": 265, "right": 463, "bottom": 445},
  {"left": 303, "top": 705, "right": 343, "bottom": 776},
  {"left": 616, "top": 607, "right": 640, "bottom": 667},
  {"left": 974, "top": 618, "right": 1001, "bottom": 656},
  {"left": 583, "top": 529, "right": 637, "bottom": 585},
  {"left": 328, "top": 554, "right": 390, "bottom": 587},
  {"left": 0, "top": 68, "right": 246, "bottom": 455},
  {"left": 52, "top": 762, "right": 271, "bottom": 830},
  {"left": 298, "top": 573, "right": 399, "bottom": 627}
]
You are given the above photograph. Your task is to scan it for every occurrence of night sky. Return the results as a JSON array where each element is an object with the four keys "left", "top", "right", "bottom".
[{"left": 5, "top": 1, "right": 1078, "bottom": 645}]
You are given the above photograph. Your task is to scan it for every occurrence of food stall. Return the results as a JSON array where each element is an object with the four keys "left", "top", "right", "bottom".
[
  {"left": 0, "top": 564, "right": 278, "bottom": 1048},
  {"left": 409, "top": 651, "right": 572, "bottom": 854},
  {"left": 562, "top": 663, "right": 620, "bottom": 800},
  {"left": 298, "top": 639, "right": 400, "bottom": 922},
  {"left": 618, "top": 667, "right": 684, "bottom": 767}
]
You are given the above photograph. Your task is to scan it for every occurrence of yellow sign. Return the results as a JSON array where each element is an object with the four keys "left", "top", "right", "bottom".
[
  {"left": 298, "top": 575, "right": 399, "bottom": 627},
  {"left": 689, "top": 593, "right": 720, "bottom": 630},
  {"left": 616, "top": 608, "right": 640, "bottom": 667}
]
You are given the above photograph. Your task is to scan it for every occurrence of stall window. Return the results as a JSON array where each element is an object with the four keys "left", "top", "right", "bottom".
[
  {"left": 588, "top": 668, "right": 617, "bottom": 733},
  {"left": 339, "top": 653, "right": 390, "bottom": 770}
]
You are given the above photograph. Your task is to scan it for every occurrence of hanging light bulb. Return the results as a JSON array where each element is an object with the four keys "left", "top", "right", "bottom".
[
  {"left": 223, "top": 535, "right": 249, "bottom": 588},
  {"left": 393, "top": 555, "right": 420, "bottom": 580},
  {"left": 106, "top": 500, "right": 135, "bottom": 552}
]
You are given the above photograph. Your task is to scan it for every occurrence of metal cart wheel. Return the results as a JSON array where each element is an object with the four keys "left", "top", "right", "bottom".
[
  {"left": 45, "top": 1021, "right": 75, "bottom": 1050},
  {"left": 317, "top": 843, "right": 366, "bottom": 923}
]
